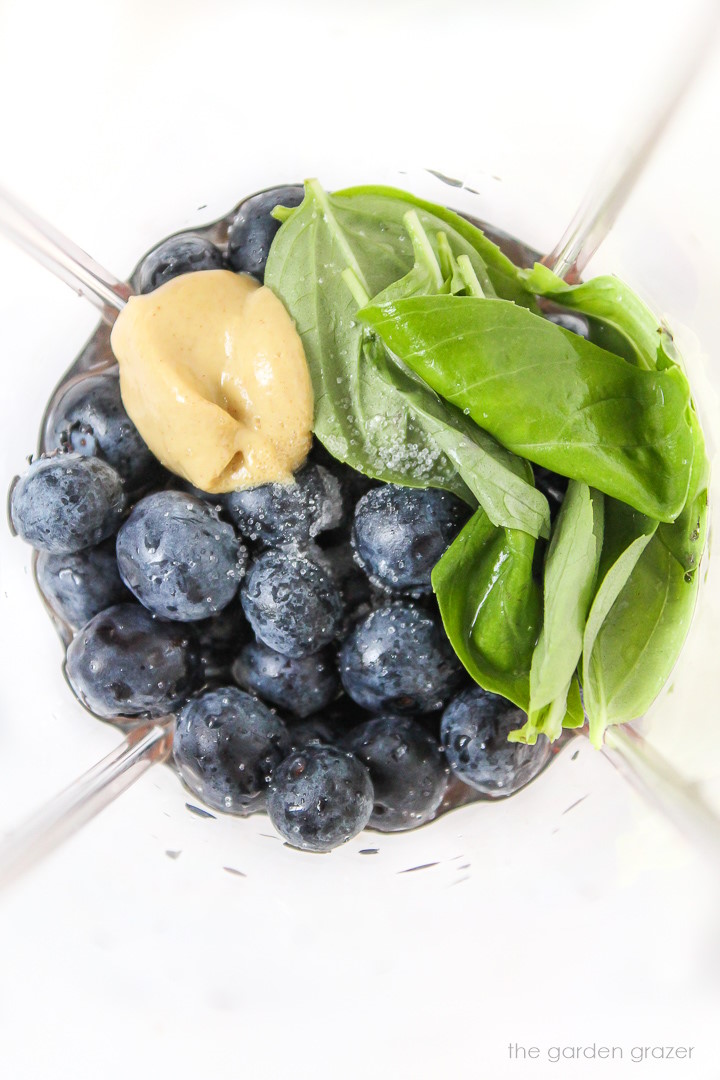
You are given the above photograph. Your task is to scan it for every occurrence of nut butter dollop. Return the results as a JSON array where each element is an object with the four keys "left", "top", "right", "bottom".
[{"left": 110, "top": 269, "right": 313, "bottom": 493}]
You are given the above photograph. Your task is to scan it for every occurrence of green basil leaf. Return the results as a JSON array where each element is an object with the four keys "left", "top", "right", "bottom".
[
  {"left": 359, "top": 295, "right": 695, "bottom": 522},
  {"left": 368, "top": 344, "right": 550, "bottom": 538},
  {"left": 563, "top": 678, "right": 586, "bottom": 729},
  {"left": 657, "top": 409, "right": 709, "bottom": 577},
  {"left": 332, "top": 183, "right": 535, "bottom": 306},
  {"left": 431, "top": 508, "right": 542, "bottom": 709},
  {"left": 582, "top": 497, "right": 699, "bottom": 746},
  {"left": 522, "top": 254, "right": 712, "bottom": 579},
  {"left": 265, "top": 181, "right": 468, "bottom": 501},
  {"left": 512, "top": 482, "right": 604, "bottom": 744},
  {"left": 580, "top": 416, "right": 709, "bottom": 744},
  {"left": 265, "top": 180, "right": 549, "bottom": 536},
  {"left": 585, "top": 319, "right": 641, "bottom": 367},
  {"left": 522, "top": 262, "right": 672, "bottom": 371},
  {"left": 360, "top": 213, "right": 547, "bottom": 533}
]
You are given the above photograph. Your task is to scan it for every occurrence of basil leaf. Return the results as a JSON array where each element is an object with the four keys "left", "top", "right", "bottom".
[
  {"left": 582, "top": 502, "right": 657, "bottom": 735},
  {"left": 332, "top": 183, "right": 534, "bottom": 306},
  {"left": 266, "top": 180, "right": 549, "bottom": 536},
  {"left": 528, "top": 265, "right": 711, "bottom": 740},
  {"left": 563, "top": 678, "right": 586, "bottom": 729},
  {"left": 523, "top": 266, "right": 712, "bottom": 535},
  {"left": 582, "top": 518, "right": 700, "bottom": 747},
  {"left": 511, "top": 482, "right": 604, "bottom": 744},
  {"left": 363, "top": 216, "right": 551, "bottom": 536},
  {"left": 368, "top": 344, "right": 550, "bottom": 537},
  {"left": 657, "top": 410, "right": 709, "bottom": 577},
  {"left": 522, "top": 262, "right": 669, "bottom": 371},
  {"left": 431, "top": 508, "right": 542, "bottom": 709},
  {"left": 359, "top": 295, "right": 695, "bottom": 522},
  {"left": 265, "top": 181, "right": 468, "bottom": 501},
  {"left": 363, "top": 209, "right": 448, "bottom": 306}
]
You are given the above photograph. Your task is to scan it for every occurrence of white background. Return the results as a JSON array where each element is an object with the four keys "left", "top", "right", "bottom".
[{"left": 1, "top": 1, "right": 720, "bottom": 1077}]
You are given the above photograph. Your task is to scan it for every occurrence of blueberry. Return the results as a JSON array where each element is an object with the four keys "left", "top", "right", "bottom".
[
  {"left": 267, "top": 745, "right": 373, "bottom": 852},
  {"left": 10, "top": 453, "right": 125, "bottom": 554},
  {"left": 545, "top": 310, "right": 591, "bottom": 338},
  {"left": 352, "top": 485, "right": 466, "bottom": 593},
  {"left": 240, "top": 545, "right": 343, "bottom": 658},
  {"left": 36, "top": 538, "right": 129, "bottom": 628},
  {"left": 46, "top": 374, "right": 160, "bottom": 491},
  {"left": 339, "top": 603, "right": 462, "bottom": 714},
  {"left": 65, "top": 602, "right": 200, "bottom": 720},
  {"left": 343, "top": 716, "right": 448, "bottom": 831},
  {"left": 440, "top": 686, "right": 552, "bottom": 796},
  {"left": 116, "top": 491, "right": 248, "bottom": 621},
  {"left": 225, "top": 463, "right": 342, "bottom": 548},
  {"left": 173, "top": 686, "right": 291, "bottom": 814},
  {"left": 227, "top": 185, "right": 304, "bottom": 281},
  {"left": 288, "top": 716, "right": 337, "bottom": 752},
  {"left": 231, "top": 640, "right": 338, "bottom": 718},
  {"left": 138, "top": 234, "right": 224, "bottom": 293}
]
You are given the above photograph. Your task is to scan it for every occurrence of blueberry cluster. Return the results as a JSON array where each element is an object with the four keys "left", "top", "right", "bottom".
[{"left": 9, "top": 188, "right": 555, "bottom": 853}]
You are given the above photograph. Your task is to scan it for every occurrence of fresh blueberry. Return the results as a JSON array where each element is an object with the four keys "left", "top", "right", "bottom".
[
  {"left": 138, "top": 233, "right": 224, "bottom": 293},
  {"left": 352, "top": 485, "right": 466, "bottom": 593},
  {"left": 339, "top": 603, "right": 462, "bottom": 714},
  {"left": 65, "top": 602, "right": 200, "bottom": 720},
  {"left": 36, "top": 538, "right": 129, "bottom": 628},
  {"left": 46, "top": 373, "right": 161, "bottom": 491},
  {"left": 10, "top": 453, "right": 125, "bottom": 554},
  {"left": 225, "top": 463, "right": 343, "bottom": 548},
  {"left": 116, "top": 491, "right": 248, "bottom": 622},
  {"left": 231, "top": 640, "right": 338, "bottom": 718},
  {"left": 227, "top": 185, "right": 304, "bottom": 281},
  {"left": 267, "top": 745, "right": 373, "bottom": 852},
  {"left": 440, "top": 686, "right": 552, "bottom": 796},
  {"left": 240, "top": 545, "right": 343, "bottom": 658},
  {"left": 343, "top": 715, "right": 448, "bottom": 831},
  {"left": 545, "top": 310, "right": 591, "bottom": 338},
  {"left": 173, "top": 686, "right": 291, "bottom": 814},
  {"left": 288, "top": 716, "right": 337, "bottom": 752}
]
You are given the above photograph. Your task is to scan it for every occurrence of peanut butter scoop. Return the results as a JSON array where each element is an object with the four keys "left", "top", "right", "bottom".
[{"left": 110, "top": 269, "right": 313, "bottom": 493}]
